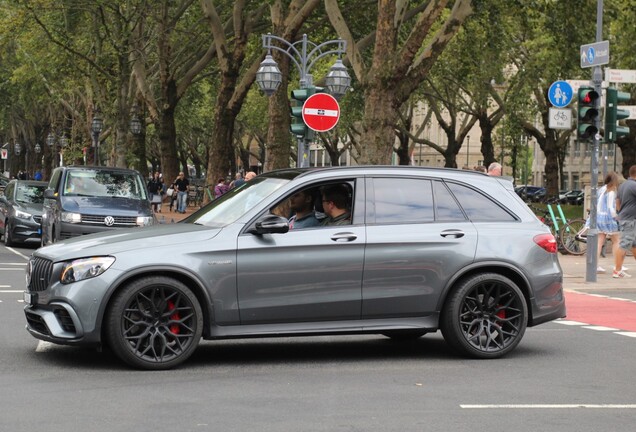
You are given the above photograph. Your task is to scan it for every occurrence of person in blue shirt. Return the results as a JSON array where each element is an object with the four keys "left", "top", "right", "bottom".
[{"left": 288, "top": 189, "right": 320, "bottom": 229}]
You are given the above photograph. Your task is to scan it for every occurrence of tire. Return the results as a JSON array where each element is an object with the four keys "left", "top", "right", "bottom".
[
  {"left": 106, "top": 276, "right": 203, "bottom": 370},
  {"left": 440, "top": 273, "right": 528, "bottom": 359},
  {"left": 3, "top": 221, "right": 14, "bottom": 247},
  {"left": 559, "top": 219, "right": 587, "bottom": 256},
  {"left": 382, "top": 330, "right": 426, "bottom": 341}
]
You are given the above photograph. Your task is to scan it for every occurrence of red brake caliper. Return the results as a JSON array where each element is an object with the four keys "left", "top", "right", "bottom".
[
  {"left": 496, "top": 308, "right": 506, "bottom": 320},
  {"left": 167, "top": 300, "right": 180, "bottom": 334}
]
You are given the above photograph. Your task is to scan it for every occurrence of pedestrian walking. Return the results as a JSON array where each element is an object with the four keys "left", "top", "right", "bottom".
[
  {"left": 614, "top": 165, "right": 636, "bottom": 278},
  {"left": 595, "top": 172, "right": 620, "bottom": 274},
  {"left": 173, "top": 172, "right": 190, "bottom": 213}
]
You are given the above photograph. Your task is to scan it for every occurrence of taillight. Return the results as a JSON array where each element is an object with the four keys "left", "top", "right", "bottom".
[{"left": 534, "top": 234, "right": 557, "bottom": 253}]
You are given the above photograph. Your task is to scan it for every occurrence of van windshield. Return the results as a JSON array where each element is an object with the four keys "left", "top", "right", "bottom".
[{"left": 63, "top": 169, "right": 148, "bottom": 200}]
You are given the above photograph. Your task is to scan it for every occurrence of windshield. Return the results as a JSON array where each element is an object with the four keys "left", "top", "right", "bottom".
[
  {"left": 184, "top": 177, "right": 290, "bottom": 228},
  {"left": 16, "top": 184, "right": 46, "bottom": 204},
  {"left": 63, "top": 169, "right": 148, "bottom": 200}
]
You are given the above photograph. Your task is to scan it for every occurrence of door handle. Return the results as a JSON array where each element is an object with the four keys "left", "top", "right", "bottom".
[
  {"left": 440, "top": 229, "right": 465, "bottom": 238},
  {"left": 331, "top": 232, "right": 358, "bottom": 242}
]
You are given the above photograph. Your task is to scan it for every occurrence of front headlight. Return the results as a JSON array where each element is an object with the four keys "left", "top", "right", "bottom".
[
  {"left": 14, "top": 208, "right": 32, "bottom": 220},
  {"left": 61, "top": 212, "right": 82, "bottom": 223},
  {"left": 136, "top": 216, "right": 154, "bottom": 226},
  {"left": 60, "top": 257, "right": 115, "bottom": 284}
]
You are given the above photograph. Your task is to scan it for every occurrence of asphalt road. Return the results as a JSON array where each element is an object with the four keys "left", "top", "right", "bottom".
[{"left": 1, "top": 244, "right": 635, "bottom": 432}]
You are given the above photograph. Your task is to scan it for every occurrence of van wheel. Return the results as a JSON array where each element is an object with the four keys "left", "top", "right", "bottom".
[
  {"left": 440, "top": 273, "right": 527, "bottom": 359},
  {"left": 106, "top": 276, "right": 203, "bottom": 370}
]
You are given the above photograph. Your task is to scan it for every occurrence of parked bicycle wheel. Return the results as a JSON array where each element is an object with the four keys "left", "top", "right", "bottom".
[{"left": 559, "top": 218, "right": 588, "bottom": 256}]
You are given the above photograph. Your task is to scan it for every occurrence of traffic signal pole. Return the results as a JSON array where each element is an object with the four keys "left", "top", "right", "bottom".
[{"left": 585, "top": 0, "right": 604, "bottom": 283}]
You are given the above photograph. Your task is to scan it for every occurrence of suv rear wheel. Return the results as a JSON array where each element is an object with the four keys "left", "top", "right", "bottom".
[
  {"left": 106, "top": 276, "right": 203, "bottom": 370},
  {"left": 441, "top": 273, "right": 527, "bottom": 359}
]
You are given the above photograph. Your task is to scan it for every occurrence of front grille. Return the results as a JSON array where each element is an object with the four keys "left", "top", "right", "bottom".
[
  {"left": 80, "top": 214, "right": 137, "bottom": 226},
  {"left": 29, "top": 257, "right": 53, "bottom": 292}
]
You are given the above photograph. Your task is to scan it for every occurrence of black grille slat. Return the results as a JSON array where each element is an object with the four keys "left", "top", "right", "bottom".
[{"left": 29, "top": 257, "right": 53, "bottom": 292}]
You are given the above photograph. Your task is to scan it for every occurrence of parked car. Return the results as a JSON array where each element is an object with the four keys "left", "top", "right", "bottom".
[
  {"left": 40, "top": 166, "right": 155, "bottom": 246},
  {"left": 0, "top": 180, "right": 47, "bottom": 246},
  {"left": 516, "top": 185, "right": 546, "bottom": 202},
  {"left": 23, "top": 166, "right": 565, "bottom": 369},
  {"left": 563, "top": 190, "right": 584, "bottom": 205},
  {"left": 0, "top": 174, "right": 9, "bottom": 195}
]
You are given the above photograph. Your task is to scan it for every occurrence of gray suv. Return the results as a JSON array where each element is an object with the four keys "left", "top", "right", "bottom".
[
  {"left": 41, "top": 166, "right": 155, "bottom": 245},
  {"left": 23, "top": 167, "right": 565, "bottom": 369}
]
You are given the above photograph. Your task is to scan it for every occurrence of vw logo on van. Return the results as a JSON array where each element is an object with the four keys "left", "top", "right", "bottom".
[{"left": 104, "top": 216, "right": 115, "bottom": 227}]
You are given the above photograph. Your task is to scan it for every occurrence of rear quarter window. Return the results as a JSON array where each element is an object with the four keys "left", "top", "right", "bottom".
[{"left": 446, "top": 181, "right": 516, "bottom": 222}]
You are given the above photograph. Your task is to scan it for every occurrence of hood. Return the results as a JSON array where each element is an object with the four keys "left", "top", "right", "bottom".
[
  {"left": 37, "top": 223, "right": 221, "bottom": 262},
  {"left": 60, "top": 195, "right": 151, "bottom": 215}
]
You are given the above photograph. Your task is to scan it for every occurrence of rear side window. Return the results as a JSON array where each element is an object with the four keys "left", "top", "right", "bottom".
[
  {"left": 446, "top": 182, "right": 516, "bottom": 222},
  {"left": 373, "top": 178, "right": 434, "bottom": 223},
  {"left": 433, "top": 181, "right": 466, "bottom": 221}
]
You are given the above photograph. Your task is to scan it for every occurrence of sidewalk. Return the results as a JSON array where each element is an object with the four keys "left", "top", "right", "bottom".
[
  {"left": 154, "top": 202, "right": 200, "bottom": 224},
  {"left": 560, "top": 251, "right": 636, "bottom": 292}
]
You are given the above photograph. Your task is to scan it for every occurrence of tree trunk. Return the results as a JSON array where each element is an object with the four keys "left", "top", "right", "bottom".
[
  {"left": 359, "top": 87, "right": 398, "bottom": 164},
  {"left": 478, "top": 114, "right": 496, "bottom": 167},
  {"left": 265, "top": 55, "right": 292, "bottom": 171},
  {"left": 158, "top": 80, "right": 179, "bottom": 184}
]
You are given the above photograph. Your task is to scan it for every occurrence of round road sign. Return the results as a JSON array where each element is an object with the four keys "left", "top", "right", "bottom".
[{"left": 302, "top": 93, "right": 340, "bottom": 132}]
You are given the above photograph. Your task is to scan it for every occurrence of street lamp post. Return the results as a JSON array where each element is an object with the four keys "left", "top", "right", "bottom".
[
  {"left": 466, "top": 135, "right": 470, "bottom": 168},
  {"left": 256, "top": 34, "right": 351, "bottom": 168},
  {"left": 92, "top": 107, "right": 104, "bottom": 166}
]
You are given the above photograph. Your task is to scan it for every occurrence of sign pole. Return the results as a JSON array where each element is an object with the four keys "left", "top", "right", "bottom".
[{"left": 585, "top": 0, "right": 603, "bottom": 283}]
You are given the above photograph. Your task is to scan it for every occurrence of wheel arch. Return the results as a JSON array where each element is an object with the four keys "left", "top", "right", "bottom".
[
  {"left": 98, "top": 267, "right": 214, "bottom": 342},
  {"left": 437, "top": 262, "right": 533, "bottom": 322}
]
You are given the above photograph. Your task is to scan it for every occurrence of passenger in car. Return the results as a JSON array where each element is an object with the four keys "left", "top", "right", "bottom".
[
  {"left": 320, "top": 184, "right": 351, "bottom": 226},
  {"left": 288, "top": 189, "right": 320, "bottom": 229}
]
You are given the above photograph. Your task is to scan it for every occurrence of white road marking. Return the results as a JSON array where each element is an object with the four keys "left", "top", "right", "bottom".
[
  {"left": 461, "top": 404, "right": 636, "bottom": 409},
  {"left": 5, "top": 247, "right": 30, "bottom": 260},
  {"left": 0, "top": 290, "right": 24, "bottom": 293},
  {"left": 0, "top": 268, "right": 25, "bottom": 271},
  {"left": 583, "top": 325, "right": 620, "bottom": 331},
  {"left": 615, "top": 332, "right": 636, "bottom": 338},
  {"left": 555, "top": 320, "right": 588, "bottom": 326},
  {"left": 0, "top": 263, "right": 27, "bottom": 265},
  {"left": 35, "top": 341, "right": 57, "bottom": 353},
  {"left": 0, "top": 285, "right": 11, "bottom": 288}
]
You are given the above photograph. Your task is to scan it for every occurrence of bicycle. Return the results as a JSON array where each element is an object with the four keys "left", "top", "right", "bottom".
[{"left": 530, "top": 199, "right": 587, "bottom": 255}]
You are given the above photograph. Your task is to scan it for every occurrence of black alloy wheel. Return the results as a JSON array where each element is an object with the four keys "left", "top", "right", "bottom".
[
  {"left": 441, "top": 273, "right": 528, "bottom": 359},
  {"left": 106, "top": 276, "right": 203, "bottom": 370}
]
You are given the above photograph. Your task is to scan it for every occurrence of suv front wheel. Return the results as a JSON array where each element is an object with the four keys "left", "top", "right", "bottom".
[
  {"left": 106, "top": 276, "right": 203, "bottom": 370},
  {"left": 440, "top": 273, "right": 528, "bottom": 359}
]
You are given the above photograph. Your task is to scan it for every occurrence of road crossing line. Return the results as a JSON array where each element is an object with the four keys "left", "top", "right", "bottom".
[{"left": 461, "top": 404, "right": 636, "bottom": 409}]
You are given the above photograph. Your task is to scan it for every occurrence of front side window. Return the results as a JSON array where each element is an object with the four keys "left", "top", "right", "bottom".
[{"left": 373, "top": 178, "right": 434, "bottom": 224}]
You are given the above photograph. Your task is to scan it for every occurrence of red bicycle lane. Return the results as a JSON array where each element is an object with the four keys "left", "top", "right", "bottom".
[{"left": 564, "top": 291, "right": 636, "bottom": 332}]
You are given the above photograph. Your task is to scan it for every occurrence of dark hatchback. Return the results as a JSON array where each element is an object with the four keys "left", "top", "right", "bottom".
[{"left": 0, "top": 179, "right": 48, "bottom": 246}]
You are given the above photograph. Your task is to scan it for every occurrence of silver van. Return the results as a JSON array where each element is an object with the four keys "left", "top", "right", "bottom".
[{"left": 41, "top": 166, "right": 155, "bottom": 245}]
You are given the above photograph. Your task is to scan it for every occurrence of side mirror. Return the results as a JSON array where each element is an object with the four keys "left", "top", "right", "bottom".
[
  {"left": 252, "top": 214, "right": 289, "bottom": 235},
  {"left": 44, "top": 189, "right": 56, "bottom": 199}
]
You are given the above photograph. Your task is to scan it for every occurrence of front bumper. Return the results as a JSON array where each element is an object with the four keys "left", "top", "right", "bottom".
[{"left": 11, "top": 218, "right": 42, "bottom": 243}]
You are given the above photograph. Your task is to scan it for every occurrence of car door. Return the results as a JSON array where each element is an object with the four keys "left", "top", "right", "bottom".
[
  {"left": 362, "top": 177, "right": 478, "bottom": 319},
  {"left": 236, "top": 179, "right": 366, "bottom": 325}
]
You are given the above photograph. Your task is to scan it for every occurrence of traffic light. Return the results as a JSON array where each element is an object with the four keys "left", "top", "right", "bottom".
[
  {"left": 604, "top": 88, "right": 631, "bottom": 143},
  {"left": 577, "top": 86, "right": 600, "bottom": 140},
  {"left": 290, "top": 86, "right": 316, "bottom": 138}
]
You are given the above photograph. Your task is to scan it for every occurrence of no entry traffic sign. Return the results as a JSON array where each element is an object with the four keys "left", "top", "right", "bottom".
[{"left": 302, "top": 93, "right": 340, "bottom": 132}]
